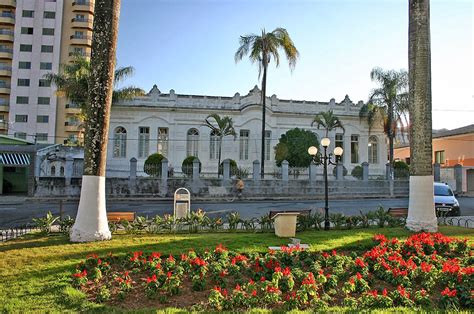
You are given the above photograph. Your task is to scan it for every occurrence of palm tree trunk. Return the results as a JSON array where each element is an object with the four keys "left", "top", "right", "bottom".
[
  {"left": 406, "top": 0, "right": 437, "bottom": 232},
  {"left": 218, "top": 137, "right": 222, "bottom": 178},
  {"left": 388, "top": 103, "right": 394, "bottom": 180},
  {"left": 260, "top": 60, "right": 268, "bottom": 179},
  {"left": 70, "top": 0, "right": 121, "bottom": 242}
]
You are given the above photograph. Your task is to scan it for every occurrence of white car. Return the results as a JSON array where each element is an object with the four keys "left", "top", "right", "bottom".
[{"left": 434, "top": 182, "right": 460, "bottom": 216}]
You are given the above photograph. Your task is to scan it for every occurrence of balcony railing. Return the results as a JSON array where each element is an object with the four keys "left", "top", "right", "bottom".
[
  {"left": 73, "top": 0, "right": 93, "bottom": 5},
  {"left": 0, "top": 13, "right": 15, "bottom": 19},
  {"left": 71, "top": 17, "right": 91, "bottom": 23},
  {"left": 70, "top": 35, "right": 92, "bottom": 40},
  {"left": 0, "top": 65, "right": 12, "bottom": 71},
  {"left": 68, "top": 51, "right": 91, "bottom": 57},
  {"left": 65, "top": 121, "right": 81, "bottom": 126},
  {"left": 65, "top": 103, "right": 81, "bottom": 109},
  {"left": 0, "top": 48, "right": 13, "bottom": 53},
  {"left": 0, "top": 29, "right": 14, "bottom": 36},
  {"left": 0, "top": 83, "right": 11, "bottom": 88}
]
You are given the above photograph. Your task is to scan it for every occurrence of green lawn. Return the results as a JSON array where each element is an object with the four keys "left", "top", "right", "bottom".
[{"left": 0, "top": 227, "right": 472, "bottom": 312}]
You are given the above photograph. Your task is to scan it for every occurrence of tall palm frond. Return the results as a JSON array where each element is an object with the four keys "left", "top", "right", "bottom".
[
  {"left": 311, "top": 110, "right": 345, "bottom": 137},
  {"left": 204, "top": 114, "right": 237, "bottom": 176},
  {"left": 112, "top": 86, "right": 145, "bottom": 104}
]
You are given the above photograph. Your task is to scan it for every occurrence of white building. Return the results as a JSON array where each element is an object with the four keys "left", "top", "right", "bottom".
[
  {"left": 106, "top": 85, "right": 387, "bottom": 177},
  {"left": 7, "top": 0, "right": 63, "bottom": 143}
]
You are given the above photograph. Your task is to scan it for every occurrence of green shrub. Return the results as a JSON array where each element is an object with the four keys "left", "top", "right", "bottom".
[
  {"left": 218, "top": 159, "right": 238, "bottom": 176},
  {"left": 351, "top": 165, "right": 363, "bottom": 180},
  {"left": 394, "top": 160, "right": 409, "bottom": 178},
  {"left": 144, "top": 153, "right": 165, "bottom": 177},
  {"left": 182, "top": 156, "right": 201, "bottom": 176},
  {"left": 332, "top": 165, "right": 348, "bottom": 177}
]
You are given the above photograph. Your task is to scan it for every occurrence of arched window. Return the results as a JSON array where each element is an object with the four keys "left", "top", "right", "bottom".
[
  {"left": 368, "top": 136, "right": 378, "bottom": 164},
  {"left": 113, "top": 126, "right": 127, "bottom": 158},
  {"left": 187, "top": 128, "right": 199, "bottom": 157},
  {"left": 59, "top": 166, "right": 65, "bottom": 176},
  {"left": 50, "top": 166, "right": 56, "bottom": 176},
  {"left": 209, "top": 130, "right": 219, "bottom": 160}
]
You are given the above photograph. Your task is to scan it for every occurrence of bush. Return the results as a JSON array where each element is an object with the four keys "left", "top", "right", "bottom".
[
  {"left": 351, "top": 165, "right": 363, "bottom": 180},
  {"left": 182, "top": 156, "right": 201, "bottom": 176},
  {"left": 144, "top": 153, "right": 165, "bottom": 177},
  {"left": 332, "top": 165, "right": 348, "bottom": 177},
  {"left": 274, "top": 128, "right": 319, "bottom": 167},
  {"left": 218, "top": 159, "right": 238, "bottom": 176},
  {"left": 394, "top": 161, "right": 409, "bottom": 178}
]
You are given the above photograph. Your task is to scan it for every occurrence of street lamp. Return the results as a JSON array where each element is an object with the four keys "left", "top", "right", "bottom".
[{"left": 308, "top": 138, "right": 343, "bottom": 230}]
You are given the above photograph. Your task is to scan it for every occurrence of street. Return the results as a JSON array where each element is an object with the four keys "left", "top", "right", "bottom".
[{"left": 0, "top": 197, "right": 474, "bottom": 227}]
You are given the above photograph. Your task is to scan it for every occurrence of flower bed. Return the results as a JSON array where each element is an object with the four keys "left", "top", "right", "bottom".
[{"left": 71, "top": 233, "right": 473, "bottom": 310}]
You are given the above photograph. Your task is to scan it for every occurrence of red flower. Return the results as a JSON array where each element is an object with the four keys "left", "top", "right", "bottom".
[
  {"left": 421, "top": 262, "right": 432, "bottom": 273},
  {"left": 252, "top": 289, "right": 257, "bottom": 296},
  {"left": 441, "top": 287, "right": 457, "bottom": 297},
  {"left": 214, "top": 244, "right": 227, "bottom": 254},
  {"left": 282, "top": 267, "right": 291, "bottom": 276},
  {"left": 382, "top": 288, "right": 388, "bottom": 296},
  {"left": 146, "top": 274, "right": 157, "bottom": 283},
  {"left": 356, "top": 272, "right": 363, "bottom": 280},
  {"left": 167, "top": 271, "right": 172, "bottom": 278},
  {"left": 355, "top": 258, "right": 366, "bottom": 268},
  {"left": 235, "top": 284, "right": 241, "bottom": 291},
  {"left": 260, "top": 276, "right": 266, "bottom": 282}
]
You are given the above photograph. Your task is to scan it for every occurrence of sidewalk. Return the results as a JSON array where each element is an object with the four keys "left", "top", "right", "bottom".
[{"left": 0, "top": 196, "right": 26, "bottom": 205}]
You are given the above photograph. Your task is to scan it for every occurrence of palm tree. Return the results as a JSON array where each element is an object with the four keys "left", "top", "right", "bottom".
[
  {"left": 235, "top": 28, "right": 299, "bottom": 178},
  {"left": 70, "top": 0, "right": 122, "bottom": 242},
  {"left": 204, "top": 114, "right": 237, "bottom": 176},
  {"left": 311, "top": 110, "right": 345, "bottom": 137},
  {"left": 359, "top": 68, "right": 409, "bottom": 179},
  {"left": 406, "top": 0, "right": 437, "bottom": 232}
]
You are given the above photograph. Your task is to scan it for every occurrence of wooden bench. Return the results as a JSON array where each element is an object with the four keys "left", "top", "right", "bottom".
[
  {"left": 107, "top": 212, "right": 136, "bottom": 222},
  {"left": 269, "top": 209, "right": 311, "bottom": 219},
  {"left": 387, "top": 208, "right": 408, "bottom": 217}
]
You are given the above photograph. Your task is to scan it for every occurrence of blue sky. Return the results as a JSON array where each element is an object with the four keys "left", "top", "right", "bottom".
[{"left": 116, "top": 0, "right": 473, "bottom": 130}]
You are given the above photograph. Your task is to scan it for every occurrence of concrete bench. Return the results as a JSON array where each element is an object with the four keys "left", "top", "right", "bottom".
[
  {"left": 107, "top": 212, "right": 136, "bottom": 222},
  {"left": 387, "top": 208, "right": 408, "bottom": 217}
]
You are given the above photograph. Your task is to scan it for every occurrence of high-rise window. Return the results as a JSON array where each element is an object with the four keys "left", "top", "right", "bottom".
[
  {"left": 41, "top": 45, "right": 53, "bottom": 53},
  {"left": 186, "top": 128, "right": 199, "bottom": 157},
  {"left": 335, "top": 133, "right": 344, "bottom": 162},
  {"left": 16, "top": 96, "right": 28, "bottom": 104},
  {"left": 17, "top": 79, "right": 30, "bottom": 86},
  {"left": 368, "top": 136, "right": 378, "bottom": 164},
  {"left": 435, "top": 150, "right": 445, "bottom": 164},
  {"left": 36, "top": 115, "right": 49, "bottom": 123},
  {"left": 210, "top": 130, "right": 219, "bottom": 160},
  {"left": 40, "top": 62, "right": 52, "bottom": 70},
  {"left": 39, "top": 79, "right": 51, "bottom": 87},
  {"left": 22, "top": 10, "right": 34, "bottom": 18},
  {"left": 38, "top": 97, "right": 50, "bottom": 105},
  {"left": 35, "top": 133, "right": 48, "bottom": 142},
  {"left": 351, "top": 135, "right": 359, "bottom": 163},
  {"left": 18, "top": 61, "right": 31, "bottom": 69},
  {"left": 15, "top": 115, "right": 28, "bottom": 123},
  {"left": 14, "top": 132, "right": 27, "bottom": 139},
  {"left": 113, "top": 127, "right": 127, "bottom": 158},
  {"left": 239, "top": 130, "right": 249, "bottom": 160},
  {"left": 42, "top": 28, "right": 54, "bottom": 36},
  {"left": 138, "top": 127, "right": 150, "bottom": 158},
  {"left": 157, "top": 127, "right": 169, "bottom": 157},
  {"left": 20, "top": 44, "right": 32, "bottom": 52},
  {"left": 265, "top": 130, "right": 271, "bottom": 161},
  {"left": 43, "top": 11, "right": 55, "bottom": 19},
  {"left": 21, "top": 27, "right": 33, "bottom": 35}
]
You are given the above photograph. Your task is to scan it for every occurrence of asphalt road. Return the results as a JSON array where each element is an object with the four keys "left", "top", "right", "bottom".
[{"left": 1, "top": 197, "right": 474, "bottom": 227}]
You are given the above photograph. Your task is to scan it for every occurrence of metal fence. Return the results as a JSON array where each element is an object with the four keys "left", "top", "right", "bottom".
[{"left": 0, "top": 224, "right": 39, "bottom": 242}]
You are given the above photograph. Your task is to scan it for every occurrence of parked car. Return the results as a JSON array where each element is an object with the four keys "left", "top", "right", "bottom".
[{"left": 434, "top": 182, "right": 460, "bottom": 216}]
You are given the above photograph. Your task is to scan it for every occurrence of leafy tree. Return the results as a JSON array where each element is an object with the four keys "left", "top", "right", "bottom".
[
  {"left": 144, "top": 153, "right": 165, "bottom": 177},
  {"left": 394, "top": 160, "right": 409, "bottom": 178},
  {"left": 274, "top": 128, "right": 319, "bottom": 167},
  {"left": 203, "top": 114, "right": 236, "bottom": 176},
  {"left": 182, "top": 156, "right": 201, "bottom": 177},
  {"left": 235, "top": 28, "right": 299, "bottom": 178},
  {"left": 70, "top": 0, "right": 122, "bottom": 242},
  {"left": 218, "top": 159, "right": 238, "bottom": 176},
  {"left": 359, "top": 67, "right": 408, "bottom": 179},
  {"left": 311, "top": 110, "right": 345, "bottom": 137}
]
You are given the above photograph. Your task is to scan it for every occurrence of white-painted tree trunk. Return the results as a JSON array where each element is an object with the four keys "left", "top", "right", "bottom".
[
  {"left": 70, "top": 175, "right": 111, "bottom": 242},
  {"left": 406, "top": 175, "right": 438, "bottom": 232}
]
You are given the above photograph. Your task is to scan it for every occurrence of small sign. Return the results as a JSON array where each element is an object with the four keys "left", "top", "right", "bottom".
[{"left": 174, "top": 188, "right": 191, "bottom": 220}]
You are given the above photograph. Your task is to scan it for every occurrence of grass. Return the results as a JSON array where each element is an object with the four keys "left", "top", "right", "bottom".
[{"left": 0, "top": 226, "right": 473, "bottom": 312}]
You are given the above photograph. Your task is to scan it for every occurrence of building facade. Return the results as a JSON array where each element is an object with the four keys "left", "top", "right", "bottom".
[
  {"left": 106, "top": 85, "right": 387, "bottom": 177},
  {"left": 0, "top": 0, "right": 93, "bottom": 144}
]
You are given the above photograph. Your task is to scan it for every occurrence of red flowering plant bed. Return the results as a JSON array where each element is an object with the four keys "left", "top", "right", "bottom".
[{"left": 71, "top": 233, "right": 473, "bottom": 310}]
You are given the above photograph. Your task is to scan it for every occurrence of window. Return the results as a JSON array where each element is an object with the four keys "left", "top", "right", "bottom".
[
  {"left": 37, "top": 115, "right": 49, "bottom": 123},
  {"left": 0, "top": 80, "right": 7, "bottom": 88},
  {"left": 138, "top": 127, "right": 150, "bottom": 158},
  {"left": 210, "top": 130, "right": 219, "bottom": 160},
  {"left": 15, "top": 115, "right": 28, "bottom": 122},
  {"left": 265, "top": 130, "right": 271, "bottom": 161},
  {"left": 20, "top": 44, "right": 32, "bottom": 52},
  {"left": 17, "top": 79, "right": 30, "bottom": 86},
  {"left": 186, "top": 128, "right": 199, "bottom": 157},
  {"left": 18, "top": 61, "right": 31, "bottom": 69},
  {"left": 368, "top": 136, "right": 378, "bottom": 164},
  {"left": 14, "top": 132, "right": 26, "bottom": 139},
  {"left": 239, "top": 130, "right": 249, "bottom": 160},
  {"left": 42, "top": 28, "right": 55, "bottom": 36},
  {"left": 38, "top": 97, "right": 50, "bottom": 105},
  {"left": 74, "top": 31, "right": 85, "bottom": 38},
  {"left": 50, "top": 166, "right": 56, "bottom": 176},
  {"left": 41, "top": 45, "right": 53, "bottom": 53},
  {"left": 21, "top": 27, "right": 33, "bottom": 35},
  {"left": 36, "top": 133, "right": 48, "bottom": 141},
  {"left": 44, "top": 11, "right": 55, "bottom": 19},
  {"left": 60, "top": 166, "right": 64, "bottom": 176},
  {"left": 22, "top": 10, "right": 34, "bottom": 18},
  {"left": 113, "top": 127, "right": 127, "bottom": 158},
  {"left": 335, "top": 133, "right": 344, "bottom": 162},
  {"left": 39, "top": 79, "right": 51, "bottom": 87},
  {"left": 351, "top": 135, "right": 359, "bottom": 163},
  {"left": 40, "top": 62, "right": 52, "bottom": 70},
  {"left": 16, "top": 96, "right": 28, "bottom": 104},
  {"left": 157, "top": 127, "right": 169, "bottom": 156},
  {"left": 75, "top": 14, "right": 85, "bottom": 21},
  {"left": 435, "top": 150, "right": 445, "bottom": 164}
]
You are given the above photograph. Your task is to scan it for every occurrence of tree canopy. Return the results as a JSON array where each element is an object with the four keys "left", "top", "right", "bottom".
[{"left": 274, "top": 128, "right": 319, "bottom": 167}]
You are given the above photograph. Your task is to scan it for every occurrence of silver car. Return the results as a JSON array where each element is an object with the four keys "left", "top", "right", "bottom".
[{"left": 434, "top": 182, "right": 460, "bottom": 216}]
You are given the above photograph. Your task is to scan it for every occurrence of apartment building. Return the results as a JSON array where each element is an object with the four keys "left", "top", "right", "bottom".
[{"left": 0, "top": 0, "right": 93, "bottom": 144}]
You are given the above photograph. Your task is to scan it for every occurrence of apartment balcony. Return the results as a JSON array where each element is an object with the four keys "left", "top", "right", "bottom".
[
  {"left": 70, "top": 34, "right": 92, "bottom": 46},
  {"left": 0, "top": 12, "right": 15, "bottom": 25},
  {"left": 0, "top": 83, "right": 10, "bottom": 94},
  {"left": 64, "top": 121, "right": 82, "bottom": 132},
  {"left": 0, "top": 29, "right": 14, "bottom": 42},
  {"left": 0, "top": 102, "right": 9, "bottom": 112},
  {"left": 0, "top": 47, "right": 13, "bottom": 59},
  {"left": 68, "top": 51, "right": 91, "bottom": 58},
  {"left": 71, "top": 17, "right": 93, "bottom": 30},
  {"left": 0, "top": 0, "right": 16, "bottom": 8},
  {"left": 65, "top": 103, "right": 82, "bottom": 114},
  {"left": 72, "top": 0, "right": 94, "bottom": 13},
  {"left": 0, "top": 65, "right": 11, "bottom": 76}
]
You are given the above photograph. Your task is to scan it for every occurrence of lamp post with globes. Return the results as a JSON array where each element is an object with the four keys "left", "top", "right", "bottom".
[{"left": 308, "top": 137, "right": 343, "bottom": 230}]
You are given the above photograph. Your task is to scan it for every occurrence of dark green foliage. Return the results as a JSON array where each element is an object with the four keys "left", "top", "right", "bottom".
[
  {"left": 274, "top": 128, "right": 319, "bottom": 167},
  {"left": 332, "top": 165, "right": 348, "bottom": 177},
  {"left": 182, "top": 156, "right": 201, "bottom": 176},
  {"left": 144, "top": 153, "right": 165, "bottom": 177},
  {"left": 218, "top": 159, "right": 238, "bottom": 176},
  {"left": 351, "top": 165, "right": 363, "bottom": 180},
  {"left": 394, "top": 160, "right": 409, "bottom": 178}
]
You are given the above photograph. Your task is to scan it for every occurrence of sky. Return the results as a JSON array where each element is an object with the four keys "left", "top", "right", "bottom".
[{"left": 116, "top": 0, "right": 473, "bottom": 130}]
